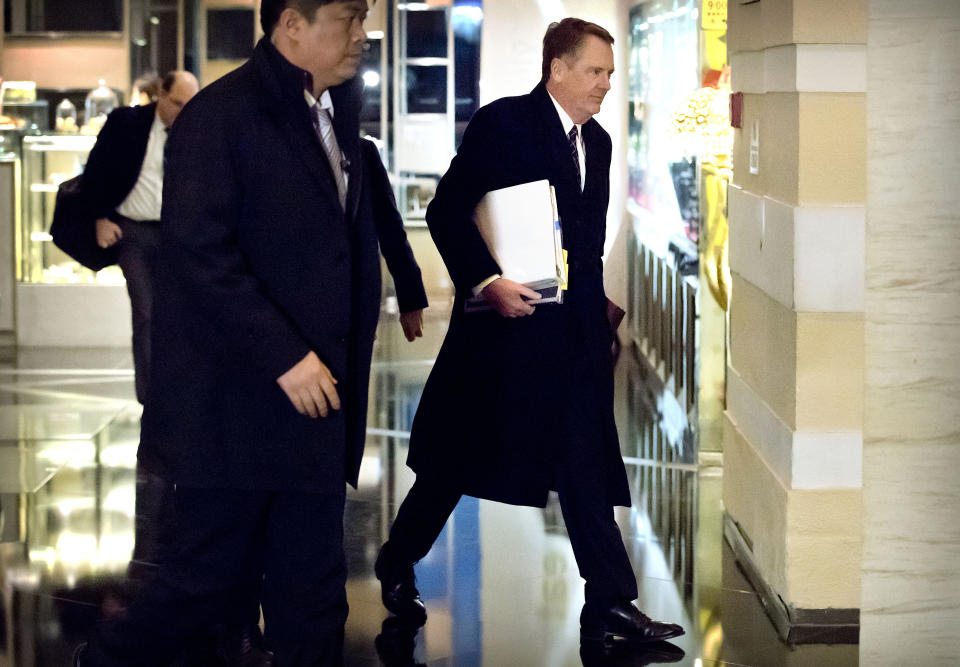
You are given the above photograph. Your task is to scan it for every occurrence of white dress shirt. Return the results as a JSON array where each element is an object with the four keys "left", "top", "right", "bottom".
[{"left": 116, "top": 112, "right": 167, "bottom": 222}]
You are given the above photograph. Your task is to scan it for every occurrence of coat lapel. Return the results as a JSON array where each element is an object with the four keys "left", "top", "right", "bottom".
[
  {"left": 528, "top": 84, "right": 583, "bottom": 229},
  {"left": 530, "top": 85, "right": 580, "bottom": 195},
  {"left": 251, "top": 41, "right": 346, "bottom": 214},
  {"left": 581, "top": 119, "right": 604, "bottom": 200}
]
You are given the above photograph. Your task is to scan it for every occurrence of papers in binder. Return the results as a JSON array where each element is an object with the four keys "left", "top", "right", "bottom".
[{"left": 466, "top": 179, "right": 566, "bottom": 313}]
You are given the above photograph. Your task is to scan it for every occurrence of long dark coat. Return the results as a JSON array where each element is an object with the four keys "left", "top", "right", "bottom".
[
  {"left": 139, "top": 39, "right": 425, "bottom": 492},
  {"left": 408, "top": 83, "right": 631, "bottom": 508}
]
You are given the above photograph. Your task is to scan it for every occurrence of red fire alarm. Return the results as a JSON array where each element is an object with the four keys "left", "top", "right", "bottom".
[{"left": 730, "top": 92, "right": 743, "bottom": 129}]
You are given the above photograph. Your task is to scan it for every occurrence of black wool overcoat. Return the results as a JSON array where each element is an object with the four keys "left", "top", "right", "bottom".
[
  {"left": 408, "top": 82, "right": 631, "bottom": 508},
  {"left": 139, "top": 39, "right": 424, "bottom": 492}
]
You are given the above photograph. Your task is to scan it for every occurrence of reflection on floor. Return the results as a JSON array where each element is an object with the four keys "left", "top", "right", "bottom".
[{"left": 0, "top": 307, "right": 858, "bottom": 666}]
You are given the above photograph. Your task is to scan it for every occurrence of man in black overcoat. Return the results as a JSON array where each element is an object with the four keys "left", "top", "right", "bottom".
[
  {"left": 78, "top": 1, "right": 426, "bottom": 665},
  {"left": 375, "top": 18, "right": 685, "bottom": 649}
]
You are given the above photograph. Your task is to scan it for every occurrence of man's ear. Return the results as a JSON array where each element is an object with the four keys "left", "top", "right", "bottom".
[
  {"left": 278, "top": 7, "right": 304, "bottom": 39},
  {"left": 550, "top": 57, "right": 566, "bottom": 83}
]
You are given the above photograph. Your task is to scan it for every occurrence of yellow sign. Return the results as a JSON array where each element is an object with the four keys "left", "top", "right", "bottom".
[{"left": 702, "top": 0, "right": 728, "bottom": 30}]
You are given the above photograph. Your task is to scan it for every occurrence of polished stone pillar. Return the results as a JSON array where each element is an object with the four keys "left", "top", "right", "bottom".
[{"left": 862, "top": 0, "right": 960, "bottom": 662}]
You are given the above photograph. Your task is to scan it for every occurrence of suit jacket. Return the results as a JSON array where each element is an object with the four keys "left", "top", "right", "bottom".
[
  {"left": 51, "top": 102, "right": 155, "bottom": 270},
  {"left": 80, "top": 102, "right": 156, "bottom": 220},
  {"left": 361, "top": 138, "right": 428, "bottom": 313},
  {"left": 139, "top": 39, "right": 425, "bottom": 492},
  {"left": 408, "top": 82, "right": 631, "bottom": 508}
]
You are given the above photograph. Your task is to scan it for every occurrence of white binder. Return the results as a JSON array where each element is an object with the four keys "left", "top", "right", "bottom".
[{"left": 465, "top": 179, "right": 566, "bottom": 312}]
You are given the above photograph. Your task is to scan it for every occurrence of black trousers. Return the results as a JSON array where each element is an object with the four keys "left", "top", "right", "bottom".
[
  {"left": 85, "top": 486, "right": 348, "bottom": 667},
  {"left": 387, "top": 465, "right": 639, "bottom": 606},
  {"left": 114, "top": 216, "right": 160, "bottom": 405},
  {"left": 129, "top": 467, "right": 177, "bottom": 575}
]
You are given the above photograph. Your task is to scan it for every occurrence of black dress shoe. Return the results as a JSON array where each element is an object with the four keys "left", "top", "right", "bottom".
[
  {"left": 375, "top": 544, "right": 427, "bottom": 625},
  {"left": 374, "top": 616, "right": 427, "bottom": 667},
  {"left": 580, "top": 601, "right": 684, "bottom": 646},
  {"left": 215, "top": 624, "right": 273, "bottom": 667},
  {"left": 580, "top": 640, "right": 685, "bottom": 666}
]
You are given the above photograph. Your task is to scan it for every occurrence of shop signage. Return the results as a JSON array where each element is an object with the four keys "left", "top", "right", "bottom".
[{"left": 702, "top": 0, "right": 728, "bottom": 30}]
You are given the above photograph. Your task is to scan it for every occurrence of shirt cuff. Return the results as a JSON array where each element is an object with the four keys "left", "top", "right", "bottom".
[{"left": 472, "top": 274, "right": 501, "bottom": 296}]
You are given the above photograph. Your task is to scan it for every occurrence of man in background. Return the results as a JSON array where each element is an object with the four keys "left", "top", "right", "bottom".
[
  {"left": 81, "top": 67, "right": 198, "bottom": 586},
  {"left": 83, "top": 70, "right": 199, "bottom": 406}
]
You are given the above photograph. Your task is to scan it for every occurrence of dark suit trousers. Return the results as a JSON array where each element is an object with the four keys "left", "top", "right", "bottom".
[
  {"left": 114, "top": 216, "right": 160, "bottom": 404},
  {"left": 388, "top": 466, "right": 638, "bottom": 606},
  {"left": 85, "top": 486, "right": 348, "bottom": 667}
]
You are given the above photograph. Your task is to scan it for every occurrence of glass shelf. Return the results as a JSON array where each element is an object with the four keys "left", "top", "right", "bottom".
[{"left": 20, "top": 134, "right": 125, "bottom": 285}]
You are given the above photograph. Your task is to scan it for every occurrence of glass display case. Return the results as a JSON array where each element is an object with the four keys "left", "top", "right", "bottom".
[{"left": 20, "top": 134, "right": 124, "bottom": 284}]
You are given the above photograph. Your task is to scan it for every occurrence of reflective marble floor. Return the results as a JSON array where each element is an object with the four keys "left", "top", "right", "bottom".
[{"left": 0, "top": 302, "right": 858, "bottom": 666}]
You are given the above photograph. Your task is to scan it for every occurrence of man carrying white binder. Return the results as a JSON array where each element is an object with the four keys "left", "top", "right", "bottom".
[{"left": 375, "top": 17, "right": 685, "bottom": 650}]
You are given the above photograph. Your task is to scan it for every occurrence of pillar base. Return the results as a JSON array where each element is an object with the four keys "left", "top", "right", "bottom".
[{"left": 723, "top": 512, "right": 860, "bottom": 644}]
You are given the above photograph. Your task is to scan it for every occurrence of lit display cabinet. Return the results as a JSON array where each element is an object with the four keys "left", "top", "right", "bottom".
[
  {"left": 15, "top": 135, "right": 131, "bottom": 347},
  {"left": 19, "top": 134, "right": 124, "bottom": 285}
]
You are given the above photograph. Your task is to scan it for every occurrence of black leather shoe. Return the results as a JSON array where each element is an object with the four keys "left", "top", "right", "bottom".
[
  {"left": 580, "top": 640, "right": 685, "bottom": 666},
  {"left": 580, "top": 601, "right": 684, "bottom": 646},
  {"left": 375, "top": 544, "right": 427, "bottom": 625},
  {"left": 374, "top": 616, "right": 427, "bottom": 667},
  {"left": 215, "top": 624, "right": 273, "bottom": 667}
]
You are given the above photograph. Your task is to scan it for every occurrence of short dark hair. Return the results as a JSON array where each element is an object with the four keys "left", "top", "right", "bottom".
[
  {"left": 259, "top": 0, "right": 336, "bottom": 35},
  {"left": 541, "top": 18, "right": 614, "bottom": 83}
]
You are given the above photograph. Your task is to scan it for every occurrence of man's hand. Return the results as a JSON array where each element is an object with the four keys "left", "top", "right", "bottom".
[
  {"left": 276, "top": 351, "right": 341, "bottom": 418},
  {"left": 399, "top": 309, "right": 424, "bottom": 342},
  {"left": 96, "top": 218, "right": 123, "bottom": 248},
  {"left": 482, "top": 278, "right": 540, "bottom": 318}
]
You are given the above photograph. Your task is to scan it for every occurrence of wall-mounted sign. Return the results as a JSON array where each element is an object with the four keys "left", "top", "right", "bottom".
[
  {"left": 749, "top": 118, "right": 760, "bottom": 175},
  {"left": 702, "top": 0, "right": 728, "bottom": 30}
]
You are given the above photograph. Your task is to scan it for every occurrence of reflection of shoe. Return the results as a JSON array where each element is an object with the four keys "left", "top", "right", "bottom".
[
  {"left": 374, "top": 617, "right": 426, "bottom": 667},
  {"left": 215, "top": 624, "right": 273, "bottom": 667},
  {"left": 579, "top": 640, "right": 685, "bottom": 666},
  {"left": 580, "top": 601, "right": 684, "bottom": 646},
  {"left": 375, "top": 544, "right": 427, "bottom": 625},
  {"left": 72, "top": 642, "right": 88, "bottom": 667}
]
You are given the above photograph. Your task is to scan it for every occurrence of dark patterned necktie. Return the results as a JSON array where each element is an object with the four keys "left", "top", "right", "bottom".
[{"left": 567, "top": 125, "right": 582, "bottom": 191}]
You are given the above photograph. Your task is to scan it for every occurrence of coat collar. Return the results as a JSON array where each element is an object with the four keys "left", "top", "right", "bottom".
[
  {"left": 529, "top": 82, "right": 581, "bottom": 198},
  {"left": 528, "top": 82, "right": 605, "bottom": 200},
  {"left": 252, "top": 38, "right": 363, "bottom": 221}
]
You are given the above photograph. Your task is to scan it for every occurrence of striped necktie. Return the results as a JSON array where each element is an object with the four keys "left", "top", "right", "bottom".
[
  {"left": 567, "top": 125, "right": 582, "bottom": 191},
  {"left": 312, "top": 103, "right": 348, "bottom": 209}
]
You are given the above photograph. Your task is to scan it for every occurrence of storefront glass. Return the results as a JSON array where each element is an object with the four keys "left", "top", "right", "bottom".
[{"left": 627, "top": 0, "right": 701, "bottom": 259}]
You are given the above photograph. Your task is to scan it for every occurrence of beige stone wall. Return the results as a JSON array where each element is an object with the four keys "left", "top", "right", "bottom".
[
  {"left": 724, "top": 0, "right": 867, "bottom": 611},
  {"left": 1, "top": 40, "right": 129, "bottom": 91},
  {"left": 862, "top": 0, "right": 960, "bottom": 662},
  {"left": 0, "top": 0, "right": 129, "bottom": 92}
]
